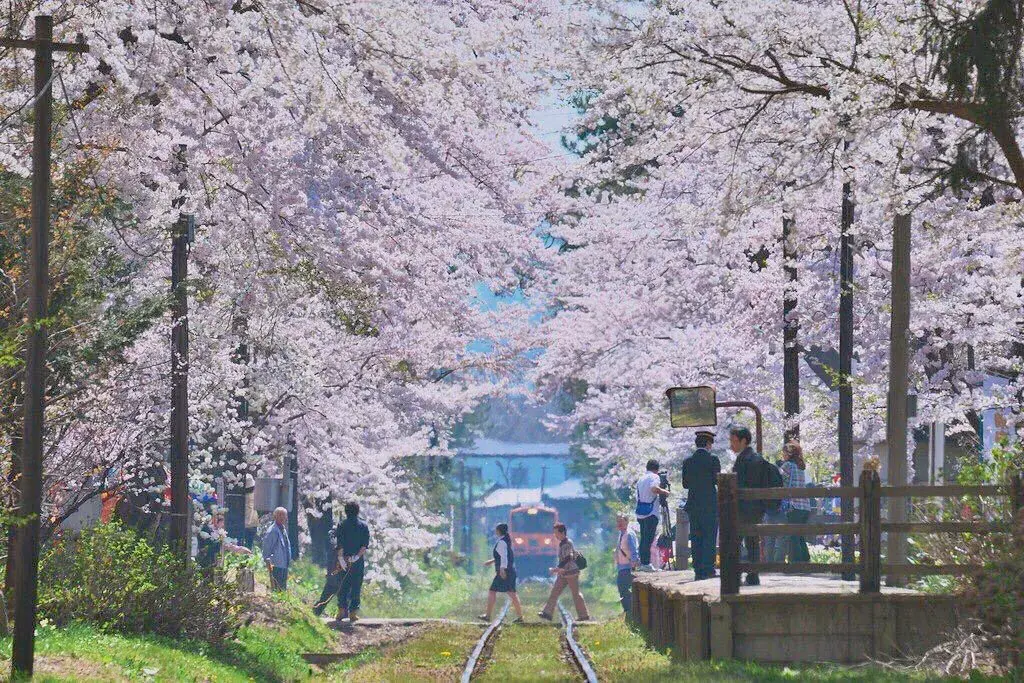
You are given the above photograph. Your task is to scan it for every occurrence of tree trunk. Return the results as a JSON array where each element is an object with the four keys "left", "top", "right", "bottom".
[
  {"left": 782, "top": 191, "right": 800, "bottom": 443},
  {"left": 839, "top": 177, "right": 856, "bottom": 576}
]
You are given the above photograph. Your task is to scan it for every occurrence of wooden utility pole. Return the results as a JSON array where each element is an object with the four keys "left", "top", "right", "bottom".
[
  {"left": 0, "top": 16, "right": 87, "bottom": 677},
  {"left": 782, "top": 193, "right": 800, "bottom": 443},
  {"left": 168, "top": 201, "right": 193, "bottom": 560},
  {"left": 838, "top": 176, "right": 856, "bottom": 579},
  {"left": 885, "top": 212, "right": 912, "bottom": 586}
]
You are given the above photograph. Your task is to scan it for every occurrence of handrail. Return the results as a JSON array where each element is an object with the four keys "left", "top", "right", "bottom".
[
  {"left": 736, "top": 486, "right": 859, "bottom": 500},
  {"left": 716, "top": 470, "right": 1024, "bottom": 596},
  {"left": 881, "top": 521, "right": 1011, "bottom": 533},
  {"left": 881, "top": 484, "right": 1007, "bottom": 497},
  {"left": 737, "top": 522, "right": 859, "bottom": 537},
  {"left": 738, "top": 562, "right": 859, "bottom": 575}
]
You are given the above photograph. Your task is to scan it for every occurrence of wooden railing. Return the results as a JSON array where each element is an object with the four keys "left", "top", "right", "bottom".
[{"left": 716, "top": 469, "right": 1024, "bottom": 595}]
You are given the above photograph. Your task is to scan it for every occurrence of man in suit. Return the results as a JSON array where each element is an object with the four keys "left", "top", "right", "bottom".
[
  {"left": 681, "top": 428, "right": 721, "bottom": 580},
  {"left": 262, "top": 506, "right": 292, "bottom": 591},
  {"left": 730, "top": 426, "right": 769, "bottom": 585}
]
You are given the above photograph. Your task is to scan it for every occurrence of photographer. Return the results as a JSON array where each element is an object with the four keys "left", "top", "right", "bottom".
[{"left": 635, "top": 459, "right": 671, "bottom": 572}]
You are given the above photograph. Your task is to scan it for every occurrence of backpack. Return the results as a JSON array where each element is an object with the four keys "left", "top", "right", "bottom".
[
  {"left": 574, "top": 551, "right": 587, "bottom": 570},
  {"left": 760, "top": 458, "right": 785, "bottom": 513}
]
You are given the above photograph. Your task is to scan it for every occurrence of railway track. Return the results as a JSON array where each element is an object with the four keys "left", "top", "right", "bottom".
[
  {"left": 460, "top": 599, "right": 598, "bottom": 682},
  {"left": 557, "top": 602, "right": 599, "bottom": 683},
  {"left": 460, "top": 600, "right": 510, "bottom": 683}
]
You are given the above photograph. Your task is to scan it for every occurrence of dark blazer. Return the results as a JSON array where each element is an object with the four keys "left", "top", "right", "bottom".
[
  {"left": 681, "top": 448, "right": 720, "bottom": 514},
  {"left": 733, "top": 446, "right": 768, "bottom": 518}
]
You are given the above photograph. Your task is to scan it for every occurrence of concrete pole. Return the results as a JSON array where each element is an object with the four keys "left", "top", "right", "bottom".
[{"left": 886, "top": 212, "right": 912, "bottom": 585}]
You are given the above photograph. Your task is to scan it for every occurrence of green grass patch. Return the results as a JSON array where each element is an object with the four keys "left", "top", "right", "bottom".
[
  {"left": 0, "top": 592, "right": 337, "bottom": 682},
  {"left": 476, "top": 623, "right": 575, "bottom": 682},
  {"left": 289, "top": 558, "right": 492, "bottom": 619},
  {"left": 329, "top": 623, "right": 481, "bottom": 682},
  {"left": 576, "top": 619, "right": 992, "bottom": 682}
]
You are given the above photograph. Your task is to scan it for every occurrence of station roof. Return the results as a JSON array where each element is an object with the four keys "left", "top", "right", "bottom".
[
  {"left": 461, "top": 438, "right": 571, "bottom": 457},
  {"left": 474, "top": 478, "right": 589, "bottom": 508}
]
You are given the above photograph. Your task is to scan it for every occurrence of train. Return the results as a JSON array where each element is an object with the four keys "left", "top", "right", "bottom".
[{"left": 507, "top": 504, "right": 559, "bottom": 577}]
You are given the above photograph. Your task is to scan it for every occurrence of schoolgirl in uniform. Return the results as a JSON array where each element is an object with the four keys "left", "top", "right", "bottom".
[{"left": 480, "top": 523, "right": 525, "bottom": 623}]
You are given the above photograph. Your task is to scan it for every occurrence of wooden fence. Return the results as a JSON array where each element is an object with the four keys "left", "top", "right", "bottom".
[{"left": 716, "top": 469, "right": 1024, "bottom": 595}]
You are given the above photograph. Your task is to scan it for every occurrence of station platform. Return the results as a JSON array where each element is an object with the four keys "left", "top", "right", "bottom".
[{"left": 632, "top": 570, "right": 966, "bottom": 663}]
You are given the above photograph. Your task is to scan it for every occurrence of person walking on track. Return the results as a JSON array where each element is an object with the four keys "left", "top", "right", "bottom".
[
  {"left": 613, "top": 514, "right": 639, "bottom": 614},
  {"left": 313, "top": 502, "right": 370, "bottom": 621},
  {"left": 262, "top": 507, "right": 292, "bottom": 591},
  {"left": 635, "top": 459, "right": 670, "bottom": 571},
  {"left": 538, "top": 523, "right": 590, "bottom": 621},
  {"left": 681, "top": 428, "right": 721, "bottom": 580},
  {"left": 480, "top": 523, "right": 525, "bottom": 623}
]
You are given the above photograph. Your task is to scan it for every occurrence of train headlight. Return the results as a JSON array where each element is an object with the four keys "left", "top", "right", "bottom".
[
  {"left": 543, "top": 538, "right": 552, "bottom": 545},
  {"left": 515, "top": 537, "right": 525, "bottom": 544}
]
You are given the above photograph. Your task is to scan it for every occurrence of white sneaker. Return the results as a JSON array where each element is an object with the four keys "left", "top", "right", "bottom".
[{"left": 638, "top": 564, "right": 655, "bottom": 572}]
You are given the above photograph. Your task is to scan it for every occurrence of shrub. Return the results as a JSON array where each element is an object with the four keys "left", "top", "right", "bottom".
[
  {"left": 909, "top": 439, "right": 1024, "bottom": 589},
  {"left": 969, "top": 508, "right": 1024, "bottom": 670},
  {"left": 38, "top": 522, "right": 241, "bottom": 644}
]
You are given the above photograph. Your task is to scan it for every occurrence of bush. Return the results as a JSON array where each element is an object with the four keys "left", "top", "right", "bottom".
[
  {"left": 39, "top": 522, "right": 241, "bottom": 644},
  {"left": 969, "top": 508, "right": 1024, "bottom": 671},
  {"left": 909, "top": 439, "right": 1024, "bottom": 589}
]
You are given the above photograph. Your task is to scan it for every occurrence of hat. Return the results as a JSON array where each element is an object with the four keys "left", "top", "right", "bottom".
[{"left": 695, "top": 428, "right": 715, "bottom": 438}]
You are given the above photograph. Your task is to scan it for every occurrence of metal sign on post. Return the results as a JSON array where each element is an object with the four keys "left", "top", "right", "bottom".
[
  {"left": 665, "top": 386, "right": 717, "bottom": 428},
  {"left": 666, "top": 386, "right": 764, "bottom": 454}
]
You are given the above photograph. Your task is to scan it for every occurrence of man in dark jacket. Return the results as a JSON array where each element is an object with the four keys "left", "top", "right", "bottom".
[
  {"left": 681, "top": 429, "right": 720, "bottom": 580},
  {"left": 730, "top": 426, "right": 768, "bottom": 585},
  {"left": 313, "top": 501, "right": 370, "bottom": 621}
]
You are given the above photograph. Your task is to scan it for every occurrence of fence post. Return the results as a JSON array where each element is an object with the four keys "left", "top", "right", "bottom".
[
  {"left": 859, "top": 469, "right": 881, "bottom": 593},
  {"left": 718, "top": 473, "right": 740, "bottom": 595}
]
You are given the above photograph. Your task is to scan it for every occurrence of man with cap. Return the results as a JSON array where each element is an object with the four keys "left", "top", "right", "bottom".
[{"left": 681, "top": 428, "right": 721, "bottom": 580}]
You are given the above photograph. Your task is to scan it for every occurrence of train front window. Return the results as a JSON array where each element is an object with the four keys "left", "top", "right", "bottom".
[{"left": 511, "top": 509, "right": 556, "bottom": 534}]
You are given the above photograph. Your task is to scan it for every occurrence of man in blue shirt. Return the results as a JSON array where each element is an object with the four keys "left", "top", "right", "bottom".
[
  {"left": 613, "top": 514, "right": 639, "bottom": 614},
  {"left": 262, "top": 507, "right": 292, "bottom": 591},
  {"left": 681, "top": 429, "right": 721, "bottom": 580}
]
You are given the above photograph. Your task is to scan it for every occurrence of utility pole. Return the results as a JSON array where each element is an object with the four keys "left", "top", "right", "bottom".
[
  {"left": 782, "top": 186, "right": 800, "bottom": 443},
  {"left": 168, "top": 144, "right": 193, "bottom": 561},
  {"left": 0, "top": 16, "right": 87, "bottom": 677},
  {"left": 838, "top": 173, "right": 856, "bottom": 579},
  {"left": 886, "top": 212, "right": 912, "bottom": 585}
]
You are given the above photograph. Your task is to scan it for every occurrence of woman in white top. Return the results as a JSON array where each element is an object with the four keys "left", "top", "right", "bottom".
[{"left": 480, "top": 523, "right": 525, "bottom": 623}]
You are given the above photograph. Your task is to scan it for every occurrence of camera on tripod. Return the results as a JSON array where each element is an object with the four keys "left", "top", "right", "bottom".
[{"left": 658, "top": 469, "right": 671, "bottom": 504}]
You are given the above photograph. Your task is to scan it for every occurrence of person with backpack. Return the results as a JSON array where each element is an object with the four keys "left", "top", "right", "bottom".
[
  {"left": 635, "top": 459, "right": 671, "bottom": 571},
  {"left": 779, "top": 442, "right": 812, "bottom": 562},
  {"left": 538, "top": 523, "right": 590, "bottom": 622},
  {"left": 681, "top": 428, "right": 720, "bottom": 580},
  {"left": 730, "top": 426, "right": 781, "bottom": 585}
]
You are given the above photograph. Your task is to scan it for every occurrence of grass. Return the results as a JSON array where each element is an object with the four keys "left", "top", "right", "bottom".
[
  {"left": 288, "top": 558, "right": 492, "bottom": 619},
  {"left": 476, "top": 623, "right": 575, "bottom": 682},
  {"left": 576, "top": 619, "right": 989, "bottom": 682},
  {"left": 328, "top": 623, "right": 481, "bottom": 682},
  {"left": 0, "top": 589, "right": 337, "bottom": 682}
]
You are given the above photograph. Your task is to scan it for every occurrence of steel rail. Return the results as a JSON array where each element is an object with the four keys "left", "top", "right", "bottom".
[
  {"left": 461, "top": 599, "right": 510, "bottom": 683},
  {"left": 557, "top": 601, "right": 598, "bottom": 683}
]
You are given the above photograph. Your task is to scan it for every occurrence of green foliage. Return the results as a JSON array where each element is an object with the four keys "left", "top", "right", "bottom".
[
  {"left": 909, "top": 439, "right": 1023, "bottom": 587},
  {"left": 969, "top": 503, "right": 1024, "bottom": 668},
  {"left": 39, "top": 523, "right": 241, "bottom": 644}
]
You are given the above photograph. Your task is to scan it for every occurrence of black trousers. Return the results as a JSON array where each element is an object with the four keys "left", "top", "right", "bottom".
[
  {"left": 338, "top": 560, "right": 365, "bottom": 613},
  {"left": 638, "top": 515, "right": 658, "bottom": 566},
  {"left": 739, "top": 511, "right": 763, "bottom": 581}
]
